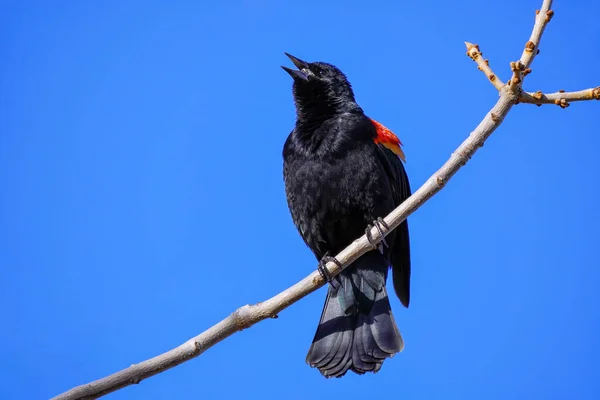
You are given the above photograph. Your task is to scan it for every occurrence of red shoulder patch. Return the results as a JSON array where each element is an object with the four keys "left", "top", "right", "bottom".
[{"left": 371, "top": 119, "right": 406, "bottom": 162}]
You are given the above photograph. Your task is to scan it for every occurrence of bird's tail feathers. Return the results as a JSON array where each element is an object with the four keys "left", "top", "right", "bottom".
[{"left": 305, "top": 258, "right": 403, "bottom": 378}]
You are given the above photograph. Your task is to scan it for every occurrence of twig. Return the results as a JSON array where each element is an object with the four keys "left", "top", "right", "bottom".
[
  {"left": 520, "top": 1, "right": 554, "bottom": 69},
  {"left": 465, "top": 42, "right": 505, "bottom": 91},
  {"left": 519, "top": 87, "right": 600, "bottom": 107},
  {"left": 52, "top": 1, "right": 598, "bottom": 399}
]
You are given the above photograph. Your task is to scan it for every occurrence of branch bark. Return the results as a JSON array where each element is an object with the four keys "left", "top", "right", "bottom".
[
  {"left": 519, "top": 87, "right": 600, "bottom": 107},
  {"left": 465, "top": 42, "right": 505, "bottom": 91},
  {"left": 52, "top": 1, "right": 597, "bottom": 399},
  {"left": 520, "top": 2, "right": 554, "bottom": 69}
]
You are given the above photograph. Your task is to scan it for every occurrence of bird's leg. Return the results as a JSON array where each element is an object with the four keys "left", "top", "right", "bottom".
[
  {"left": 317, "top": 254, "right": 342, "bottom": 290},
  {"left": 365, "top": 217, "right": 390, "bottom": 254}
]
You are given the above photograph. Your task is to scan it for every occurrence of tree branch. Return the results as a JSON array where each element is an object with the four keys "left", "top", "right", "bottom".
[
  {"left": 519, "top": 87, "right": 600, "bottom": 107},
  {"left": 52, "top": 1, "right": 598, "bottom": 399},
  {"left": 465, "top": 42, "right": 505, "bottom": 91},
  {"left": 52, "top": 95, "right": 517, "bottom": 400},
  {"left": 520, "top": 1, "right": 554, "bottom": 70}
]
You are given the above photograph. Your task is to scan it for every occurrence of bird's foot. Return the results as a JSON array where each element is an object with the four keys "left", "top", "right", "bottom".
[
  {"left": 317, "top": 255, "right": 342, "bottom": 290},
  {"left": 365, "top": 217, "right": 390, "bottom": 254}
]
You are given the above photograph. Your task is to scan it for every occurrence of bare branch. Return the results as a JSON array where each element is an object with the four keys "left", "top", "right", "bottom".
[
  {"left": 465, "top": 42, "right": 505, "bottom": 91},
  {"left": 52, "top": 1, "right": 598, "bottom": 399},
  {"left": 520, "top": 0, "right": 554, "bottom": 69},
  {"left": 52, "top": 89, "right": 519, "bottom": 400},
  {"left": 519, "top": 87, "right": 600, "bottom": 107}
]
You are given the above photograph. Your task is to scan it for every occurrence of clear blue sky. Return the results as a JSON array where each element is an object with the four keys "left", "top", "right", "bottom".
[{"left": 2, "top": 1, "right": 599, "bottom": 399}]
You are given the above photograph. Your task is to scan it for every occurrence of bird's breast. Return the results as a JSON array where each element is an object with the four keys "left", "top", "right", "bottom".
[{"left": 284, "top": 146, "right": 388, "bottom": 217}]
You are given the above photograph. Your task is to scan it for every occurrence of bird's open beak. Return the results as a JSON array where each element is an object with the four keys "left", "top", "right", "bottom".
[{"left": 281, "top": 53, "right": 312, "bottom": 81}]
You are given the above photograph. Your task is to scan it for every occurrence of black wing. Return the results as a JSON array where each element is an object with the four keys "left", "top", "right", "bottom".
[{"left": 374, "top": 143, "right": 412, "bottom": 308}]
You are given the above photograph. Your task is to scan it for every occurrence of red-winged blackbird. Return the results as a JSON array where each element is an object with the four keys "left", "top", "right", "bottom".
[{"left": 282, "top": 53, "right": 412, "bottom": 378}]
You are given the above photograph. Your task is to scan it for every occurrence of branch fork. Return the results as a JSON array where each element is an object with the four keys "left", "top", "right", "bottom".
[{"left": 466, "top": 1, "right": 597, "bottom": 108}]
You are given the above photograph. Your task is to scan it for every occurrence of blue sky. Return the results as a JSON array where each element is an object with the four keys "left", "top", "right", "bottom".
[{"left": 1, "top": 1, "right": 599, "bottom": 399}]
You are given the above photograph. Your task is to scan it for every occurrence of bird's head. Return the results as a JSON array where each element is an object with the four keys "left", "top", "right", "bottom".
[{"left": 282, "top": 53, "right": 360, "bottom": 120}]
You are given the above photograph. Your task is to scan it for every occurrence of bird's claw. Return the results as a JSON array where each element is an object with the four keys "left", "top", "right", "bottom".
[
  {"left": 365, "top": 217, "right": 390, "bottom": 254},
  {"left": 318, "top": 255, "right": 342, "bottom": 290}
]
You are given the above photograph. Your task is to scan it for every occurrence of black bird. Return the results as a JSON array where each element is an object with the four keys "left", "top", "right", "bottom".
[{"left": 281, "top": 53, "right": 412, "bottom": 378}]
